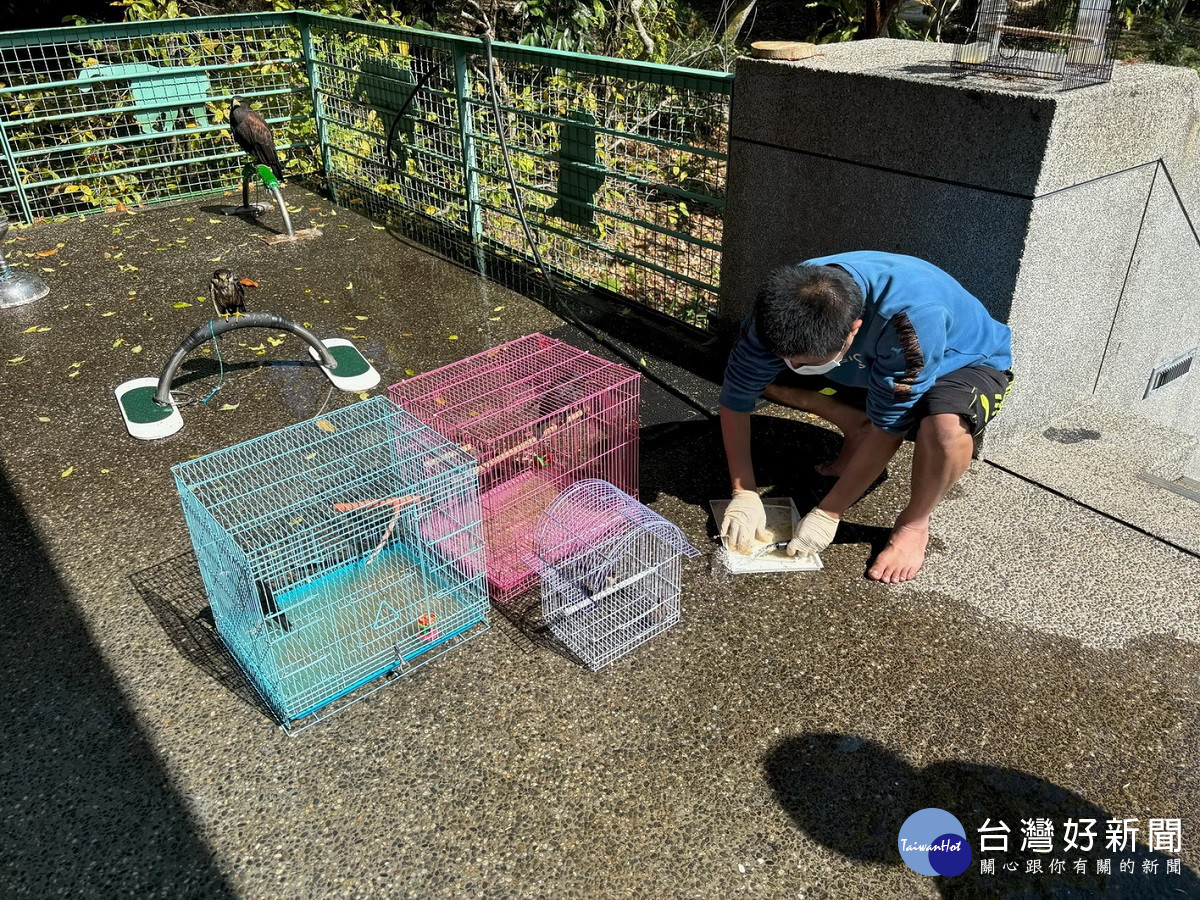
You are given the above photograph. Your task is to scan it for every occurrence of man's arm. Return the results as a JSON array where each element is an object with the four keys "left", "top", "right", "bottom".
[
  {"left": 720, "top": 405, "right": 756, "bottom": 491},
  {"left": 787, "top": 308, "right": 945, "bottom": 557},
  {"left": 718, "top": 404, "right": 770, "bottom": 552},
  {"left": 819, "top": 305, "right": 945, "bottom": 512},
  {"left": 717, "top": 317, "right": 784, "bottom": 551}
]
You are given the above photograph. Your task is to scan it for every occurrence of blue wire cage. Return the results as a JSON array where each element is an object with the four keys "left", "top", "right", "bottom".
[{"left": 172, "top": 396, "right": 489, "bottom": 732}]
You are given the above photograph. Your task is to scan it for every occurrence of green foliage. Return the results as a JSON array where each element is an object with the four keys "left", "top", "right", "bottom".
[
  {"left": 512, "top": 0, "right": 608, "bottom": 52},
  {"left": 268, "top": 0, "right": 413, "bottom": 28},
  {"left": 804, "top": 0, "right": 923, "bottom": 43},
  {"left": 1121, "top": 15, "right": 1200, "bottom": 66},
  {"left": 4, "top": 9, "right": 317, "bottom": 218},
  {"left": 805, "top": 0, "right": 863, "bottom": 42},
  {"left": 1144, "top": 22, "right": 1200, "bottom": 61}
]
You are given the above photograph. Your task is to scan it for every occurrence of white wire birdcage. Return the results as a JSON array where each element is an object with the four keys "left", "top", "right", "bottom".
[{"left": 532, "top": 479, "right": 698, "bottom": 671}]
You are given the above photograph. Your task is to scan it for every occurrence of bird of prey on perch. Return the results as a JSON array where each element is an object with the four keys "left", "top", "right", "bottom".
[
  {"left": 210, "top": 269, "right": 257, "bottom": 318},
  {"left": 229, "top": 95, "right": 284, "bottom": 181}
]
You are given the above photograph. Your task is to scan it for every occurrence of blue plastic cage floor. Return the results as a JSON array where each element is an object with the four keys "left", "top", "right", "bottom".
[{"left": 239, "top": 544, "right": 485, "bottom": 723}]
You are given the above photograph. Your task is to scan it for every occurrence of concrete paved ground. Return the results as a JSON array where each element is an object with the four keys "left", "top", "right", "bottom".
[{"left": 2, "top": 191, "right": 1198, "bottom": 897}]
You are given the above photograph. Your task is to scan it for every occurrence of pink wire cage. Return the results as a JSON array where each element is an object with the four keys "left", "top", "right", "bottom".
[{"left": 388, "top": 334, "right": 640, "bottom": 601}]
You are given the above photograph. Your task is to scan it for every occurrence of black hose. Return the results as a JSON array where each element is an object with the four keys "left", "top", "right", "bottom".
[
  {"left": 385, "top": 66, "right": 440, "bottom": 184},
  {"left": 479, "top": 32, "right": 715, "bottom": 422},
  {"left": 154, "top": 312, "right": 337, "bottom": 407}
]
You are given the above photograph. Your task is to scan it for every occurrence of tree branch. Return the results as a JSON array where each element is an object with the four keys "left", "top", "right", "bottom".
[{"left": 629, "top": 0, "right": 658, "bottom": 58}]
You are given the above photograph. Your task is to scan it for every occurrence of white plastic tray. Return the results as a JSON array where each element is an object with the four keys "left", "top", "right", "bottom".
[{"left": 710, "top": 496, "right": 823, "bottom": 573}]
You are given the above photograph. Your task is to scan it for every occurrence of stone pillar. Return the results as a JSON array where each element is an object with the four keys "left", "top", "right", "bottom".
[{"left": 720, "top": 40, "right": 1200, "bottom": 445}]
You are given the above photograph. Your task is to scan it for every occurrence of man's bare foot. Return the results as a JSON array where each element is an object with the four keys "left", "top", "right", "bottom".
[
  {"left": 815, "top": 420, "right": 872, "bottom": 477},
  {"left": 868, "top": 522, "right": 929, "bottom": 583}
]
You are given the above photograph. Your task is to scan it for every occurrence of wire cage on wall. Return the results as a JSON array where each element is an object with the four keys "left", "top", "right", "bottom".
[
  {"left": 952, "top": 0, "right": 1119, "bottom": 88},
  {"left": 533, "top": 479, "right": 698, "bottom": 670},
  {"left": 172, "top": 396, "right": 489, "bottom": 732},
  {"left": 388, "top": 334, "right": 640, "bottom": 602}
]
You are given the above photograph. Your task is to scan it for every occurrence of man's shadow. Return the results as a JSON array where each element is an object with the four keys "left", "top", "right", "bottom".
[{"left": 764, "top": 732, "right": 1198, "bottom": 898}]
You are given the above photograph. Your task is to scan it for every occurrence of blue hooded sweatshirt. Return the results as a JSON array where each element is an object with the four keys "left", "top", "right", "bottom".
[{"left": 719, "top": 251, "right": 1013, "bottom": 434}]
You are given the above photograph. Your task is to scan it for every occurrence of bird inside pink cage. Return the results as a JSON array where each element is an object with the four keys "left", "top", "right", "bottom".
[{"left": 390, "top": 333, "right": 640, "bottom": 602}]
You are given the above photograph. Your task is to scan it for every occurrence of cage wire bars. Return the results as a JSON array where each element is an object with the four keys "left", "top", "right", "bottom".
[
  {"left": 953, "top": 0, "right": 1119, "bottom": 87},
  {"left": 388, "top": 334, "right": 640, "bottom": 603},
  {"left": 0, "top": 13, "right": 731, "bottom": 326},
  {"left": 172, "top": 397, "right": 489, "bottom": 732},
  {"left": 533, "top": 479, "right": 699, "bottom": 670}
]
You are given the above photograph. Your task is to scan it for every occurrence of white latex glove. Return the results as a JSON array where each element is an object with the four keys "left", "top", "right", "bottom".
[
  {"left": 721, "top": 489, "right": 769, "bottom": 554},
  {"left": 787, "top": 508, "right": 839, "bottom": 557}
]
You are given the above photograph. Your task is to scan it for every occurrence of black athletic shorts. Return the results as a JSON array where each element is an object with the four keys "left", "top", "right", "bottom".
[{"left": 775, "top": 365, "right": 1014, "bottom": 439}]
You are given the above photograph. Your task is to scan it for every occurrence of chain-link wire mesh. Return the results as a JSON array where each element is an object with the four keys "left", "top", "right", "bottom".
[
  {"left": 0, "top": 14, "right": 315, "bottom": 221},
  {"left": 305, "top": 17, "right": 730, "bottom": 329},
  {"left": 0, "top": 13, "right": 730, "bottom": 328},
  {"left": 303, "top": 19, "right": 474, "bottom": 266},
  {"left": 172, "top": 397, "right": 489, "bottom": 732},
  {"left": 469, "top": 55, "right": 728, "bottom": 329}
]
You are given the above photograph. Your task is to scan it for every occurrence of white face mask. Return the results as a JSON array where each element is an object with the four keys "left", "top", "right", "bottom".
[{"left": 784, "top": 353, "right": 843, "bottom": 376}]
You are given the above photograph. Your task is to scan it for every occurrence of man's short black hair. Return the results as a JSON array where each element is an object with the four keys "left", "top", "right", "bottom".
[{"left": 754, "top": 263, "right": 865, "bottom": 359}]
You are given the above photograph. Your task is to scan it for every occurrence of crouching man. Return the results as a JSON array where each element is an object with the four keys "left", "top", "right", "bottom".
[{"left": 719, "top": 251, "right": 1013, "bottom": 583}]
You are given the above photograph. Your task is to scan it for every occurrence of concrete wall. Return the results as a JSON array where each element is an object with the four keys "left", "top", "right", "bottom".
[
  {"left": 721, "top": 41, "right": 1200, "bottom": 443},
  {"left": 1095, "top": 171, "right": 1200, "bottom": 441}
]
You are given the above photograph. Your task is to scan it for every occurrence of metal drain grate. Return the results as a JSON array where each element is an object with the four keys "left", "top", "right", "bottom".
[{"left": 1145, "top": 349, "right": 1197, "bottom": 398}]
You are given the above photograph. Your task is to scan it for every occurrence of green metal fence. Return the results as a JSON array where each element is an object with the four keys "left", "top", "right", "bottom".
[
  {"left": 0, "top": 14, "right": 316, "bottom": 221},
  {"left": 0, "top": 12, "right": 731, "bottom": 328}
]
